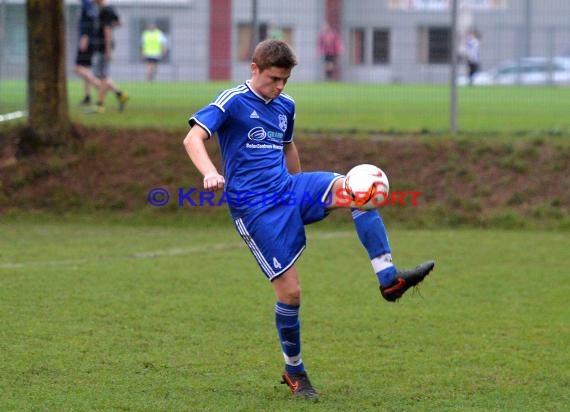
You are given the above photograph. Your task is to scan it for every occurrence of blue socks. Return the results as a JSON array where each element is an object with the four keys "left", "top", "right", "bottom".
[
  {"left": 351, "top": 209, "right": 396, "bottom": 287},
  {"left": 273, "top": 211, "right": 394, "bottom": 374},
  {"left": 275, "top": 302, "right": 304, "bottom": 374}
]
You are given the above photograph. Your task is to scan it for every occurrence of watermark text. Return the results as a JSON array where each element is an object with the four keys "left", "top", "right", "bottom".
[{"left": 148, "top": 188, "right": 422, "bottom": 208}]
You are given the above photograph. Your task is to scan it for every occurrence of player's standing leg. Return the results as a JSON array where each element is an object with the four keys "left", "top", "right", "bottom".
[
  {"left": 233, "top": 206, "right": 318, "bottom": 400},
  {"left": 272, "top": 267, "right": 318, "bottom": 400}
]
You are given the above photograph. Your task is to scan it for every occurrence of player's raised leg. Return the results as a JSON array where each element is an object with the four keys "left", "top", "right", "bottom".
[{"left": 327, "top": 177, "right": 435, "bottom": 302}]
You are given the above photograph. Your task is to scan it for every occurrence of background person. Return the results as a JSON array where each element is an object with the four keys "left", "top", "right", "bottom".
[
  {"left": 91, "top": 0, "right": 129, "bottom": 113},
  {"left": 318, "top": 22, "right": 343, "bottom": 81},
  {"left": 267, "top": 21, "right": 284, "bottom": 41},
  {"left": 465, "top": 29, "right": 481, "bottom": 86},
  {"left": 74, "top": 0, "right": 100, "bottom": 106},
  {"left": 141, "top": 22, "right": 168, "bottom": 82}
]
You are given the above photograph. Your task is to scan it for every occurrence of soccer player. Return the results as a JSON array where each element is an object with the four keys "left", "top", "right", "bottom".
[
  {"left": 183, "top": 39, "right": 434, "bottom": 400},
  {"left": 90, "top": 0, "right": 129, "bottom": 113},
  {"left": 141, "top": 22, "right": 168, "bottom": 82},
  {"left": 74, "top": 0, "right": 100, "bottom": 106}
]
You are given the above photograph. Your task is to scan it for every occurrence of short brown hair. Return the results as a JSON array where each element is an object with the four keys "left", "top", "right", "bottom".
[{"left": 252, "top": 39, "right": 298, "bottom": 72}]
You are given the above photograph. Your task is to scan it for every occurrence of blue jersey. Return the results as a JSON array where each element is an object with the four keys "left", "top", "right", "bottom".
[{"left": 189, "top": 81, "right": 295, "bottom": 217}]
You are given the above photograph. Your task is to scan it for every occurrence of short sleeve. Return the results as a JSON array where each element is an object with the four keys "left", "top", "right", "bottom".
[{"left": 189, "top": 104, "right": 229, "bottom": 139}]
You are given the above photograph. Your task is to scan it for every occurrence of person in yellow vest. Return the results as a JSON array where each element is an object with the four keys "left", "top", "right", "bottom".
[{"left": 141, "top": 22, "right": 168, "bottom": 82}]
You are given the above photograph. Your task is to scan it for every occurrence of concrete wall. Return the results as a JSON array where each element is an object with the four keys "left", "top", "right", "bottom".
[{"left": 1, "top": 0, "right": 570, "bottom": 83}]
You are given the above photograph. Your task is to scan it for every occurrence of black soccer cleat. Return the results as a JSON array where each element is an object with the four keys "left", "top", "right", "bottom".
[
  {"left": 79, "top": 96, "right": 91, "bottom": 106},
  {"left": 281, "top": 371, "right": 318, "bottom": 401},
  {"left": 380, "top": 260, "right": 435, "bottom": 302}
]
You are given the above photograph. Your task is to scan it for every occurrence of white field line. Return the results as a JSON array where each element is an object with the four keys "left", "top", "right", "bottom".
[
  {"left": 0, "top": 110, "right": 27, "bottom": 122},
  {"left": 0, "top": 231, "right": 353, "bottom": 269}
]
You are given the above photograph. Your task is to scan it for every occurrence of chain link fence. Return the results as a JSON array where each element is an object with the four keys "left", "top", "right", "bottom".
[{"left": 2, "top": 0, "right": 570, "bottom": 132}]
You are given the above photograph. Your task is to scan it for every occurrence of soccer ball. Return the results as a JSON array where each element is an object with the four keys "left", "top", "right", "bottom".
[{"left": 344, "top": 164, "right": 390, "bottom": 209}]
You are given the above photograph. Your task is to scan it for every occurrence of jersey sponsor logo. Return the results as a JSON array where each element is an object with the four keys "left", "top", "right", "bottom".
[
  {"left": 278, "top": 114, "right": 288, "bottom": 132},
  {"left": 250, "top": 110, "right": 260, "bottom": 119},
  {"left": 247, "top": 126, "right": 267, "bottom": 141},
  {"left": 247, "top": 127, "right": 285, "bottom": 150},
  {"left": 245, "top": 143, "right": 283, "bottom": 150}
]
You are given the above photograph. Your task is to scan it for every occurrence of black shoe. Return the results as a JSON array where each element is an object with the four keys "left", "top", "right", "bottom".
[
  {"left": 380, "top": 260, "right": 435, "bottom": 302},
  {"left": 79, "top": 96, "right": 91, "bottom": 106},
  {"left": 281, "top": 371, "right": 318, "bottom": 400}
]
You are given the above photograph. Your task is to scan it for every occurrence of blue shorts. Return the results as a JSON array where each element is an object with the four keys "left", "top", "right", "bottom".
[
  {"left": 75, "top": 45, "right": 93, "bottom": 67},
  {"left": 233, "top": 171, "right": 341, "bottom": 281}
]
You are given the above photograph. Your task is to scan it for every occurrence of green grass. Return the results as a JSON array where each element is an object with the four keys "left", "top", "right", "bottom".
[
  {"left": 1, "top": 218, "right": 568, "bottom": 411},
  {"left": 2, "top": 80, "right": 570, "bottom": 134}
]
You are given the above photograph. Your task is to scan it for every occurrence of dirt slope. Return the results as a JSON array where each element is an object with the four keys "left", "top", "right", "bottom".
[{"left": 1, "top": 127, "right": 568, "bottom": 228}]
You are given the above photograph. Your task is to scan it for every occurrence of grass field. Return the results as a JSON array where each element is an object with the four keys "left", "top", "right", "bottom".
[
  {"left": 1, "top": 217, "right": 568, "bottom": 411},
  {"left": 2, "top": 80, "right": 570, "bottom": 134},
  {"left": 1, "top": 76, "right": 568, "bottom": 410}
]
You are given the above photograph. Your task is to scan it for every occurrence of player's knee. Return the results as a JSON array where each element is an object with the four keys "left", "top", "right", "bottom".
[{"left": 278, "top": 284, "right": 301, "bottom": 306}]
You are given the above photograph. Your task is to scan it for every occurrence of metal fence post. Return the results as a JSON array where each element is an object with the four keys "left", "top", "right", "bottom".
[{"left": 450, "top": 0, "right": 459, "bottom": 135}]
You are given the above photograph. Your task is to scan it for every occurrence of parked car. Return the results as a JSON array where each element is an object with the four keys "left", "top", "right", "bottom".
[{"left": 459, "top": 57, "right": 570, "bottom": 86}]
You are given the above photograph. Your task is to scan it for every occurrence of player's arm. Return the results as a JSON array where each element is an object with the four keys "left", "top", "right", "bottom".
[
  {"left": 284, "top": 141, "right": 301, "bottom": 174},
  {"left": 103, "top": 25, "right": 113, "bottom": 60},
  {"left": 79, "top": 34, "right": 89, "bottom": 52},
  {"left": 183, "top": 125, "right": 225, "bottom": 191}
]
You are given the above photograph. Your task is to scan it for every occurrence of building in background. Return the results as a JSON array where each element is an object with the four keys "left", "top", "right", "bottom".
[{"left": 1, "top": 0, "right": 569, "bottom": 83}]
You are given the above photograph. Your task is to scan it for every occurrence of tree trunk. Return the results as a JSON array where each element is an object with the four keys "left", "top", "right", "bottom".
[{"left": 25, "top": 0, "right": 71, "bottom": 148}]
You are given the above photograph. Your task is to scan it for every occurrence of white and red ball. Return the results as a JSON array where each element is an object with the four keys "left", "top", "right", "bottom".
[{"left": 344, "top": 164, "right": 390, "bottom": 210}]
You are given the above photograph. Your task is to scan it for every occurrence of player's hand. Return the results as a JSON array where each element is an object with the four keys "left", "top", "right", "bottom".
[{"left": 203, "top": 173, "right": 225, "bottom": 191}]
